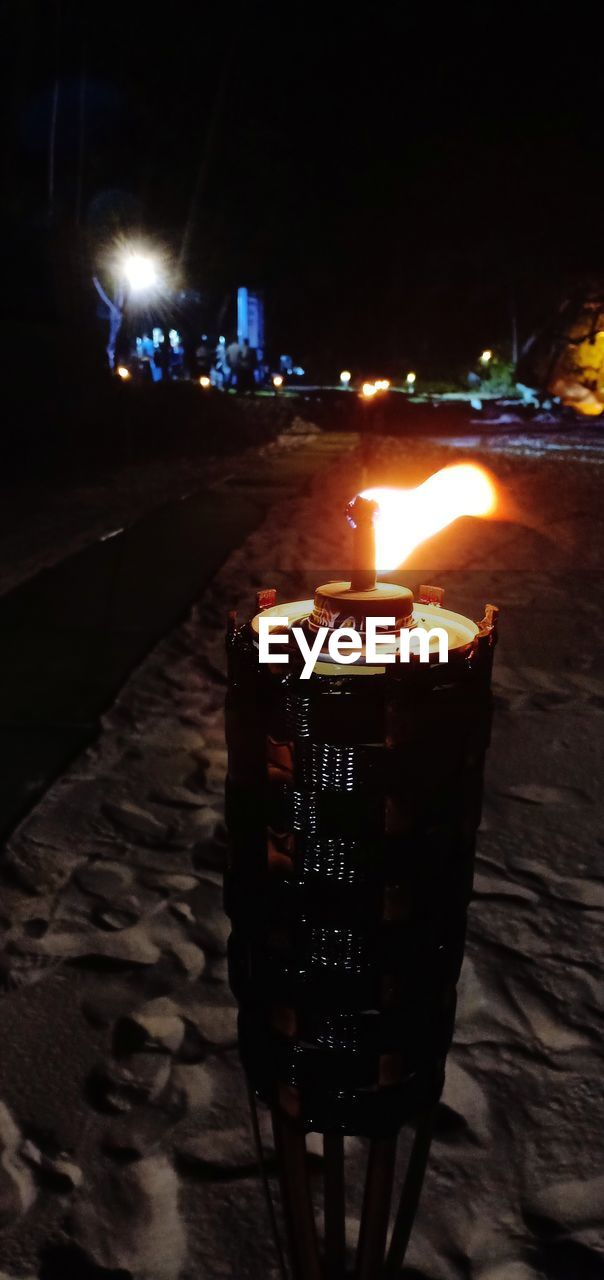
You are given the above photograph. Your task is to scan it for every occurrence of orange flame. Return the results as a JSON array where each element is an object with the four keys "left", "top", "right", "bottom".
[{"left": 361, "top": 463, "right": 496, "bottom": 569}]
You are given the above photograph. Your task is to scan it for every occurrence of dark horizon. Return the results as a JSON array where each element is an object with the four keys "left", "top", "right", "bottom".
[{"left": 4, "top": 3, "right": 604, "bottom": 377}]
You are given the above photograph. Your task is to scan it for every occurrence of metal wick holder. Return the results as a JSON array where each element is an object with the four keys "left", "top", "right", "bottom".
[{"left": 224, "top": 562, "right": 498, "bottom": 1277}]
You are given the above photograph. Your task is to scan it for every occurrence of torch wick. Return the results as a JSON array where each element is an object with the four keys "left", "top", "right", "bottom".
[{"left": 346, "top": 496, "right": 378, "bottom": 591}]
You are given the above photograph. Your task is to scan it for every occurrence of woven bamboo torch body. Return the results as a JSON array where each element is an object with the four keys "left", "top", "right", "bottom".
[{"left": 224, "top": 577, "right": 497, "bottom": 1277}]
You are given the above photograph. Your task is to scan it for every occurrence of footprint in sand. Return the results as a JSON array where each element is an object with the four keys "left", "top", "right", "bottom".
[
  {"left": 455, "top": 956, "right": 528, "bottom": 1046},
  {"left": 496, "top": 782, "right": 593, "bottom": 807},
  {"left": 472, "top": 871, "right": 539, "bottom": 904},
  {"left": 490, "top": 852, "right": 604, "bottom": 912},
  {"left": 525, "top": 1172, "right": 604, "bottom": 1232},
  {"left": 475, "top": 1264, "right": 541, "bottom": 1280},
  {"left": 503, "top": 976, "right": 593, "bottom": 1053},
  {"left": 436, "top": 1060, "right": 492, "bottom": 1145}
]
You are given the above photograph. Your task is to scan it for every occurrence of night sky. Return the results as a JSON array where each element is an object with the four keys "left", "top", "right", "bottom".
[{"left": 5, "top": 3, "right": 604, "bottom": 378}]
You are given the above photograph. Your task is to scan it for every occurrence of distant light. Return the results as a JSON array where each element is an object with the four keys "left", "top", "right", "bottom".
[
  {"left": 406, "top": 371, "right": 416, "bottom": 385},
  {"left": 199, "top": 375, "right": 211, "bottom": 389},
  {"left": 273, "top": 374, "right": 284, "bottom": 388},
  {"left": 120, "top": 251, "right": 159, "bottom": 294},
  {"left": 340, "top": 369, "right": 352, "bottom": 385},
  {"left": 575, "top": 399, "right": 604, "bottom": 417},
  {"left": 479, "top": 349, "right": 493, "bottom": 366},
  {"left": 375, "top": 378, "right": 390, "bottom": 391},
  {"left": 116, "top": 365, "right": 131, "bottom": 380},
  {"left": 361, "top": 382, "right": 377, "bottom": 398}
]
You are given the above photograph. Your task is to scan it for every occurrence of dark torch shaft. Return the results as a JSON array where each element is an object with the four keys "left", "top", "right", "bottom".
[{"left": 346, "top": 495, "right": 378, "bottom": 591}]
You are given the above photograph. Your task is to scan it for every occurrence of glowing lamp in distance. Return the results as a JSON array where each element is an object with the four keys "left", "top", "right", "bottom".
[
  {"left": 272, "top": 374, "right": 284, "bottom": 389},
  {"left": 199, "top": 375, "right": 211, "bottom": 389},
  {"left": 406, "top": 371, "right": 416, "bottom": 386},
  {"left": 479, "top": 349, "right": 493, "bottom": 366},
  {"left": 120, "top": 251, "right": 160, "bottom": 294},
  {"left": 116, "top": 365, "right": 131, "bottom": 380},
  {"left": 361, "top": 382, "right": 377, "bottom": 398},
  {"left": 340, "top": 369, "right": 352, "bottom": 386}
]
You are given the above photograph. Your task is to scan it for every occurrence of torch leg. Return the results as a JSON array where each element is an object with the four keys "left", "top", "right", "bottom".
[
  {"left": 384, "top": 1107, "right": 435, "bottom": 1275},
  {"left": 323, "top": 1133, "right": 346, "bottom": 1278},
  {"left": 354, "top": 1137, "right": 397, "bottom": 1280},
  {"left": 271, "top": 1109, "right": 322, "bottom": 1280},
  {"left": 247, "top": 1085, "right": 289, "bottom": 1280}
]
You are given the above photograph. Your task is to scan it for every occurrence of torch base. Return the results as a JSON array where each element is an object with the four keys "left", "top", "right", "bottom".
[{"left": 249, "top": 1094, "right": 435, "bottom": 1279}]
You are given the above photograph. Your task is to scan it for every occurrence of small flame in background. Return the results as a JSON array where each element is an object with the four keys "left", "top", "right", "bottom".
[{"left": 360, "top": 463, "right": 496, "bottom": 569}]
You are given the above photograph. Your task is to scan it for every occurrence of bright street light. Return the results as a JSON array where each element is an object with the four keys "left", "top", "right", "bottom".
[
  {"left": 374, "top": 378, "right": 390, "bottom": 391},
  {"left": 361, "top": 382, "right": 377, "bottom": 398},
  {"left": 406, "top": 371, "right": 416, "bottom": 386},
  {"left": 479, "top": 349, "right": 493, "bottom": 366},
  {"left": 120, "top": 250, "right": 160, "bottom": 294},
  {"left": 116, "top": 365, "right": 131, "bottom": 380},
  {"left": 199, "top": 375, "right": 211, "bottom": 389},
  {"left": 273, "top": 374, "right": 284, "bottom": 389},
  {"left": 340, "top": 369, "right": 352, "bottom": 386},
  {"left": 94, "top": 239, "right": 167, "bottom": 370}
]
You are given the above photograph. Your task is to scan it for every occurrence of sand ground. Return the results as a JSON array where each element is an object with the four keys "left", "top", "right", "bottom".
[{"left": 0, "top": 427, "right": 602, "bottom": 1279}]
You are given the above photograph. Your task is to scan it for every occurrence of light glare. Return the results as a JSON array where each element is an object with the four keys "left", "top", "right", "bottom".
[{"left": 121, "top": 251, "right": 159, "bottom": 293}]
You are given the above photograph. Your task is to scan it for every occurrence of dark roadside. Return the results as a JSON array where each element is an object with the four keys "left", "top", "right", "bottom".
[{"left": 0, "top": 409, "right": 348, "bottom": 839}]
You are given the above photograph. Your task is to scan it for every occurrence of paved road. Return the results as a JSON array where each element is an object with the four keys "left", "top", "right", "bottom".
[{"left": 0, "top": 432, "right": 350, "bottom": 839}]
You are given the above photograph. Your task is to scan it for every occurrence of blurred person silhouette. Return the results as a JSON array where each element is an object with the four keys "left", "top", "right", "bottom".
[
  {"left": 195, "top": 334, "right": 211, "bottom": 377},
  {"left": 238, "top": 338, "right": 257, "bottom": 392},
  {"left": 214, "top": 336, "right": 228, "bottom": 388},
  {"left": 159, "top": 330, "right": 172, "bottom": 382},
  {"left": 226, "top": 337, "right": 241, "bottom": 389}
]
